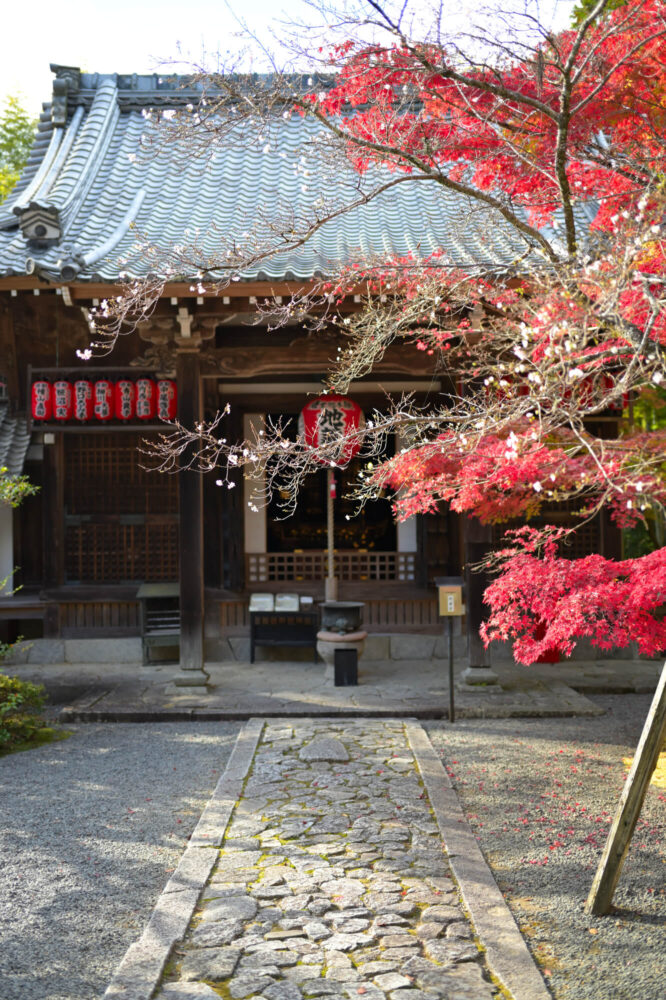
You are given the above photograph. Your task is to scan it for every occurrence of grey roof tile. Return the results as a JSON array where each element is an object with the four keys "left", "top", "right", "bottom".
[
  {"left": 0, "top": 70, "right": 562, "bottom": 283},
  {"left": 0, "top": 405, "right": 31, "bottom": 476}
]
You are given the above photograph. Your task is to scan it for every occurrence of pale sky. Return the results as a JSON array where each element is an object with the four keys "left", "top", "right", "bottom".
[{"left": 1, "top": 0, "right": 575, "bottom": 115}]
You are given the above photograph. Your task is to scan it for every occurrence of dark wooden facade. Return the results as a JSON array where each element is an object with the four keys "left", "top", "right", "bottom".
[
  {"left": 0, "top": 279, "right": 622, "bottom": 663},
  {"left": 0, "top": 281, "right": 466, "bottom": 654}
]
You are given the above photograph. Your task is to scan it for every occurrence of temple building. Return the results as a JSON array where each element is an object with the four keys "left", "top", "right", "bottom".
[{"left": 0, "top": 66, "right": 620, "bottom": 674}]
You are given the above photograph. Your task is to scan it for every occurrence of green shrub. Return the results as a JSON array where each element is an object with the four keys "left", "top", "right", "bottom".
[{"left": 0, "top": 672, "right": 46, "bottom": 751}]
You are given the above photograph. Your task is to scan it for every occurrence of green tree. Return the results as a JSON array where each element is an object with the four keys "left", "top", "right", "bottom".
[
  {"left": 0, "top": 467, "right": 46, "bottom": 751},
  {"left": 0, "top": 96, "right": 36, "bottom": 202},
  {"left": 0, "top": 467, "right": 39, "bottom": 508},
  {"left": 572, "top": 0, "right": 626, "bottom": 25}
]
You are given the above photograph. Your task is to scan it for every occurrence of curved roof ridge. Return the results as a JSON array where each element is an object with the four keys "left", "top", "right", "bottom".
[{"left": 50, "top": 80, "right": 120, "bottom": 233}]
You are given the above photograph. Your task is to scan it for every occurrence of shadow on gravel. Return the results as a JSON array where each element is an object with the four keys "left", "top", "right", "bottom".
[{"left": 610, "top": 908, "right": 666, "bottom": 925}]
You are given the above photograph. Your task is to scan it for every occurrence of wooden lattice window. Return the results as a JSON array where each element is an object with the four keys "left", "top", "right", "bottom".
[{"left": 64, "top": 433, "right": 178, "bottom": 583}]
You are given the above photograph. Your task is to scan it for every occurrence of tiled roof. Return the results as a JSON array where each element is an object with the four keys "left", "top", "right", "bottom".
[
  {"left": 0, "top": 405, "right": 31, "bottom": 476},
  {"left": 0, "top": 66, "right": 574, "bottom": 284}
]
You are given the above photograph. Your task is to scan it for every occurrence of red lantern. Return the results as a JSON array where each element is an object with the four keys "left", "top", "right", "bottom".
[
  {"left": 135, "top": 378, "right": 156, "bottom": 419},
  {"left": 31, "top": 380, "right": 52, "bottom": 421},
  {"left": 53, "top": 380, "right": 73, "bottom": 421},
  {"left": 73, "top": 380, "right": 93, "bottom": 421},
  {"left": 114, "top": 379, "right": 136, "bottom": 421},
  {"left": 298, "top": 393, "right": 365, "bottom": 466},
  {"left": 94, "top": 380, "right": 114, "bottom": 421},
  {"left": 157, "top": 379, "right": 177, "bottom": 421}
]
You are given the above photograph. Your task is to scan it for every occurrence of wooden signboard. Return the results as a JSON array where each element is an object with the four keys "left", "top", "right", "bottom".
[{"left": 438, "top": 583, "right": 465, "bottom": 617}]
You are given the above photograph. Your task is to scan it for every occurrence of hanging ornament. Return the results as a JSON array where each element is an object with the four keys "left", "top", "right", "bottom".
[
  {"left": 52, "top": 380, "right": 73, "bottom": 421},
  {"left": 31, "top": 380, "right": 52, "bottom": 421},
  {"left": 73, "top": 380, "right": 93, "bottom": 421},
  {"left": 94, "top": 380, "right": 114, "bottom": 421},
  {"left": 298, "top": 393, "right": 365, "bottom": 466},
  {"left": 135, "top": 378, "right": 156, "bottom": 419},
  {"left": 115, "top": 379, "right": 136, "bottom": 421},
  {"left": 156, "top": 379, "right": 177, "bottom": 420}
]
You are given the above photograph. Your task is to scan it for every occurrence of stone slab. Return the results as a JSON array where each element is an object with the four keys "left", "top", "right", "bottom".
[
  {"left": 180, "top": 947, "right": 242, "bottom": 981},
  {"left": 27, "top": 638, "right": 67, "bottom": 664},
  {"left": 361, "top": 635, "right": 391, "bottom": 661},
  {"left": 64, "top": 637, "right": 142, "bottom": 663},
  {"left": 158, "top": 985, "right": 221, "bottom": 999},
  {"left": 389, "top": 636, "right": 436, "bottom": 660},
  {"left": 3, "top": 638, "right": 65, "bottom": 665},
  {"left": 300, "top": 738, "right": 349, "bottom": 762},
  {"left": 203, "top": 637, "right": 235, "bottom": 661}
]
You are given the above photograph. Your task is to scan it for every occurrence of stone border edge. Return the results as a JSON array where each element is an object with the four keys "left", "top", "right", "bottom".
[
  {"left": 406, "top": 722, "right": 552, "bottom": 1000},
  {"left": 102, "top": 717, "right": 265, "bottom": 1000}
]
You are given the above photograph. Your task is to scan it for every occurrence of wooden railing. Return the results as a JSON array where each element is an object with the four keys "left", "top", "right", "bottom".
[{"left": 246, "top": 550, "right": 416, "bottom": 584}]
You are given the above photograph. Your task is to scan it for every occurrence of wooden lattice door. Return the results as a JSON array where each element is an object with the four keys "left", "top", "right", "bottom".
[
  {"left": 64, "top": 433, "right": 178, "bottom": 583},
  {"left": 417, "top": 509, "right": 453, "bottom": 587}
]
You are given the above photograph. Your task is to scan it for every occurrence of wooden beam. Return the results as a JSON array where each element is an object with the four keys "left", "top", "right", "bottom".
[
  {"left": 0, "top": 278, "right": 373, "bottom": 300},
  {"left": 585, "top": 660, "right": 666, "bottom": 915}
]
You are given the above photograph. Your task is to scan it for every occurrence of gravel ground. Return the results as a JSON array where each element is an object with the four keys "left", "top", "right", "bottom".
[
  {"left": 427, "top": 695, "right": 666, "bottom": 1000},
  {"left": 0, "top": 722, "right": 241, "bottom": 1000}
]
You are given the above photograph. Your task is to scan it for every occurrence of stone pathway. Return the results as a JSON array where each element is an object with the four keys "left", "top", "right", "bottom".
[{"left": 104, "top": 720, "right": 551, "bottom": 1000}]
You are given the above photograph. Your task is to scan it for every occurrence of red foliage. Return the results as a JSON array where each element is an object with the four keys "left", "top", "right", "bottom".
[
  {"left": 316, "top": 1, "right": 666, "bottom": 230},
  {"left": 481, "top": 529, "right": 666, "bottom": 663},
  {"left": 381, "top": 428, "right": 666, "bottom": 528}
]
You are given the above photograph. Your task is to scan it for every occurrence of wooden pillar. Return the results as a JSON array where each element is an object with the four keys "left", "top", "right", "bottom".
[
  {"left": 462, "top": 515, "right": 498, "bottom": 683},
  {"left": 0, "top": 300, "right": 19, "bottom": 403},
  {"left": 174, "top": 346, "right": 208, "bottom": 685},
  {"left": 42, "top": 433, "right": 65, "bottom": 590}
]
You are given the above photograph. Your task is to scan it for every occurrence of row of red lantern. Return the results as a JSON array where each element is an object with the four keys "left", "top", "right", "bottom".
[{"left": 31, "top": 379, "right": 177, "bottom": 422}]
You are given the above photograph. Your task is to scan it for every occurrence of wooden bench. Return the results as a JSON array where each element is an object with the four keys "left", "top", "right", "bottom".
[{"left": 137, "top": 583, "right": 180, "bottom": 663}]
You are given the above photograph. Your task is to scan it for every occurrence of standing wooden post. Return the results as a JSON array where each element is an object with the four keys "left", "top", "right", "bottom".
[
  {"left": 435, "top": 576, "right": 465, "bottom": 723},
  {"left": 299, "top": 394, "right": 364, "bottom": 603},
  {"left": 585, "top": 659, "right": 666, "bottom": 915},
  {"left": 174, "top": 336, "right": 208, "bottom": 688},
  {"left": 42, "top": 432, "right": 65, "bottom": 589},
  {"left": 325, "top": 467, "right": 338, "bottom": 601},
  {"left": 462, "top": 516, "right": 498, "bottom": 685}
]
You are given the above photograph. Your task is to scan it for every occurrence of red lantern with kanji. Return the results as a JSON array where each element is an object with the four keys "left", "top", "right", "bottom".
[
  {"left": 114, "top": 379, "right": 136, "bottom": 421},
  {"left": 157, "top": 379, "right": 177, "bottom": 421},
  {"left": 31, "top": 380, "right": 52, "bottom": 421},
  {"left": 53, "top": 380, "right": 73, "bottom": 421},
  {"left": 94, "top": 380, "right": 114, "bottom": 421},
  {"left": 73, "top": 380, "right": 93, "bottom": 421},
  {"left": 135, "top": 378, "right": 156, "bottom": 420},
  {"left": 298, "top": 393, "right": 365, "bottom": 466}
]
